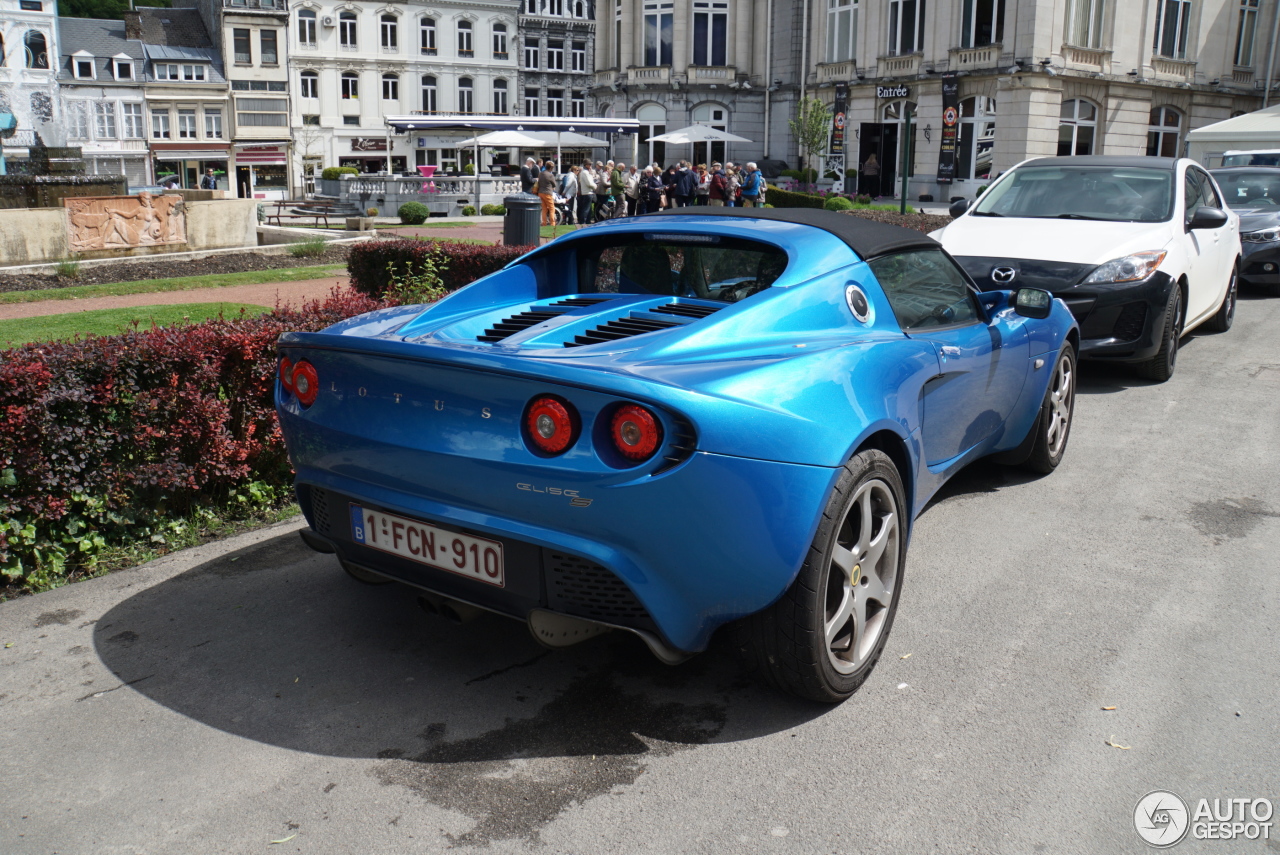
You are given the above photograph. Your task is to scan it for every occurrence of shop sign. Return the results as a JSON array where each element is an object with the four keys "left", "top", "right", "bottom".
[
  {"left": 876, "top": 84, "right": 910, "bottom": 99},
  {"left": 830, "top": 82, "right": 848, "bottom": 157},
  {"left": 936, "top": 73, "right": 960, "bottom": 185},
  {"left": 352, "top": 138, "right": 389, "bottom": 152}
]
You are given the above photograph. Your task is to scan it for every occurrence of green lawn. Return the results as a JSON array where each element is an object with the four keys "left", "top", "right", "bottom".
[
  {"left": 0, "top": 264, "right": 345, "bottom": 305},
  {"left": 540, "top": 224, "right": 582, "bottom": 239},
  {"left": 0, "top": 302, "right": 271, "bottom": 347}
]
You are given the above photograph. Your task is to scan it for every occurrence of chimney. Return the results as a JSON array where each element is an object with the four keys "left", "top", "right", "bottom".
[{"left": 123, "top": 11, "right": 142, "bottom": 40}]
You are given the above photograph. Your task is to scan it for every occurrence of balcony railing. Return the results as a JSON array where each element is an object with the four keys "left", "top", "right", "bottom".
[
  {"left": 950, "top": 44, "right": 1001, "bottom": 71},
  {"left": 687, "top": 65, "right": 732, "bottom": 82},
  {"left": 816, "top": 61, "right": 854, "bottom": 84},
  {"left": 1232, "top": 66, "right": 1255, "bottom": 86},
  {"left": 1062, "top": 44, "right": 1111, "bottom": 73},
  {"left": 593, "top": 68, "right": 618, "bottom": 87},
  {"left": 628, "top": 66, "right": 671, "bottom": 85},
  {"left": 224, "top": 0, "right": 285, "bottom": 9},
  {"left": 878, "top": 53, "right": 921, "bottom": 77},
  {"left": 1150, "top": 55, "right": 1196, "bottom": 80}
]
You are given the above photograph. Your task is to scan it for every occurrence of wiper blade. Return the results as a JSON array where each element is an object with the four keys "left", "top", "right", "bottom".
[
  {"left": 1054, "top": 213, "right": 1104, "bottom": 220},
  {"left": 971, "top": 211, "right": 1004, "bottom": 217}
]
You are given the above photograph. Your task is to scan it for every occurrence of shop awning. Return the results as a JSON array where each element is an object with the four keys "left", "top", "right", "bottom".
[
  {"left": 235, "top": 143, "right": 289, "bottom": 164},
  {"left": 151, "top": 142, "right": 229, "bottom": 161},
  {"left": 384, "top": 116, "right": 640, "bottom": 135}
]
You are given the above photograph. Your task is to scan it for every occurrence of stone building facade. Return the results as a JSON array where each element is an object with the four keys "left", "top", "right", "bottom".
[
  {"left": 517, "top": 0, "right": 597, "bottom": 162},
  {"left": 802, "top": 0, "right": 1272, "bottom": 200}
]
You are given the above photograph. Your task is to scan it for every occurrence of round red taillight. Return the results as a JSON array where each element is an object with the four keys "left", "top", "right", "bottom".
[
  {"left": 525, "top": 396, "right": 577, "bottom": 455},
  {"left": 292, "top": 360, "right": 319, "bottom": 406},
  {"left": 611, "top": 404, "right": 662, "bottom": 462},
  {"left": 278, "top": 357, "right": 294, "bottom": 394}
]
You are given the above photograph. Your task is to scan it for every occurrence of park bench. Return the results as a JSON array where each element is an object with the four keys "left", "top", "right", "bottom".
[{"left": 265, "top": 199, "right": 336, "bottom": 228}]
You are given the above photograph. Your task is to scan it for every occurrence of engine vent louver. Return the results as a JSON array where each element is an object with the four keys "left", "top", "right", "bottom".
[
  {"left": 477, "top": 307, "right": 569, "bottom": 342},
  {"left": 550, "top": 297, "right": 613, "bottom": 308},
  {"left": 651, "top": 302, "right": 723, "bottom": 319},
  {"left": 565, "top": 313, "right": 681, "bottom": 347}
]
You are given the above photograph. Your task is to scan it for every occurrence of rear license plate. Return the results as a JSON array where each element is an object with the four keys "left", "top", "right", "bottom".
[{"left": 350, "top": 504, "right": 504, "bottom": 588}]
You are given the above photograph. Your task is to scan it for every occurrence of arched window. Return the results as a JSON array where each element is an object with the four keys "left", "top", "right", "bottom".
[
  {"left": 459, "top": 77, "right": 474, "bottom": 113},
  {"left": 341, "top": 70, "right": 359, "bottom": 100},
  {"left": 957, "top": 96, "right": 996, "bottom": 180},
  {"left": 380, "top": 14, "right": 398, "bottom": 50},
  {"left": 492, "top": 22, "right": 508, "bottom": 57},
  {"left": 493, "top": 78, "right": 508, "bottom": 114},
  {"left": 339, "top": 12, "right": 357, "bottom": 48},
  {"left": 692, "top": 103, "right": 729, "bottom": 164},
  {"left": 297, "top": 9, "right": 316, "bottom": 46},
  {"left": 458, "top": 20, "right": 474, "bottom": 55},
  {"left": 1058, "top": 98, "right": 1097, "bottom": 156},
  {"left": 421, "top": 74, "right": 437, "bottom": 112},
  {"left": 1147, "top": 106, "right": 1182, "bottom": 158},
  {"left": 300, "top": 69, "right": 318, "bottom": 99},
  {"left": 420, "top": 18, "right": 437, "bottom": 54},
  {"left": 636, "top": 103, "right": 667, "bottom": 166},
  {"left": 24, "top": 31, "right": 49, "bottom": 70},
  {"left": 382, "top": 72, "right": 399, "bottom": 100},
  {"left": 573, "top": 0, "right": 586, "bottom": 17}
]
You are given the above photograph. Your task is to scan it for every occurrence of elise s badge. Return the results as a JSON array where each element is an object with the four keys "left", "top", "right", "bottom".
[{"left": 991, "top": 266, "right": 1018, "bottom": 285}]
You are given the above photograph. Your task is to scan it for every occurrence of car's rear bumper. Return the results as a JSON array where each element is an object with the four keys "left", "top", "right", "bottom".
[
  {"left": 1052, "top": 271, "right": 1177, "bottom": 363},
  {"left": 290, "top": 450, "right": 839, "bottom": 654}
]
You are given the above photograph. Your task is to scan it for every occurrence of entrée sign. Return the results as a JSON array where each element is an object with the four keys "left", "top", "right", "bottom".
[{"left": 876, "top": 84, "right": 911, "bottom": 99}]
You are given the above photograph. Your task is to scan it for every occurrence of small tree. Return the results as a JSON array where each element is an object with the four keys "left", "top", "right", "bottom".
[{"left": 790, "top": 97, "right": 833, "bottom": 185}]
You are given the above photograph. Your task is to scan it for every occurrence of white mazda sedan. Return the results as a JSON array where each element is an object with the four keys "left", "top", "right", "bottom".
[{"left": 932, "top": 156, "right": 1240, "bottom": 381}]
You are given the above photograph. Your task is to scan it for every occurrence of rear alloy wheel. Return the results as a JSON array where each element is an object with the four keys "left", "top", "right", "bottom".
[
  {"left": 1137, "top": 284, "right": 1183, "bottom": 383},
  {"left": 340, "top": 558, "right": 392, "bottom": 585},
  {"left": 735, "top": 449, "right": 907, "bottom": 703},
  {"left": 1024, "top": 345, "right": 1076, "bottom": 474},
  {"left": 1205, "top": 263, "right": 1238, "bottom": 333}
]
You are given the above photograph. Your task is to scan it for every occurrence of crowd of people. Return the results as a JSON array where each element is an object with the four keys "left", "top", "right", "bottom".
[{"left": 519, "top": 157, "right": 766, "bottom": 226}]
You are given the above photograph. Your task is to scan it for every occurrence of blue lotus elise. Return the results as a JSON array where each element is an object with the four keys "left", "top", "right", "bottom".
[{"left": 276, "top": 208, "right": 1078, "bottom": 702}]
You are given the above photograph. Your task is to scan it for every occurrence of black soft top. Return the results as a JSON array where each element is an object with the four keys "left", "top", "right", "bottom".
[{"left": 655, "top": 206, "right": 939, "bottom": 260}]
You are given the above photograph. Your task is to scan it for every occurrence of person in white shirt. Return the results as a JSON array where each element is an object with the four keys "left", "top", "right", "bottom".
[
  {"left": 561, "top": 166, "right": 580, "bottom": 222},
  {"left": 577, "top": 163, "right": 598, "bottom": 223},
  {"left": 624, "top": 166, "right": 641, "bottom": 216}
]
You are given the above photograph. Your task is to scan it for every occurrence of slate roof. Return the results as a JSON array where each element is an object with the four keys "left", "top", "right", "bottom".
[
  {"left": 127, "top": 7, "right": 215, "bottom": 48},
  {"left": 56, "top": 17, "right": 145, "bottom": 85},
  {"left": 656, "top": 207, "right": 941, "bottom": 260}
]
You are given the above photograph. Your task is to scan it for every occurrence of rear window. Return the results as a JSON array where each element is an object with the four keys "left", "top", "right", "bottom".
[
  {"left": 574, "top": 234, "right": 789, "bottom": 303},
  {"left": 973, "top": 165, "right": 1174, "bottom": 222}
]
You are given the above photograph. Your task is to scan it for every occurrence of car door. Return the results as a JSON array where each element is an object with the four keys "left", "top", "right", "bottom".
[
  {"left": 1181, "top": 166, "right": 1229, "bottom": 323},
  {"left": 868, "top": 249, "right": 1029, "bottom": 468},
  {"left": 1192, "top": 166, "right": 1235, "bottom": 320}
]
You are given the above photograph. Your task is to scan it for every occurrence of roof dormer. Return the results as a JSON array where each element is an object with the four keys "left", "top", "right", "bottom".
[
  {"left": 113, "top": 53, "right": 134, "bottom": 80},
  {"left": 72, "top": 49, "right": 95, "bottom": 80}
]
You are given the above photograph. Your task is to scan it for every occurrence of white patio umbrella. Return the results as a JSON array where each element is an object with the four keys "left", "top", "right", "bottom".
[
  {"left": 648, "top": 124, "right": 753, "bottom": 145},
  {"left": 456, "top": 129, "right": 611, "bottom": 180}
]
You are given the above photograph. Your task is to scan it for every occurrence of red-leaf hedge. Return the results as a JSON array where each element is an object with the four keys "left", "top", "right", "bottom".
[
  {"left": 347, "top": 239, "right": 534, "bottom": 299},
  {"left": 0, "top": 289, "right": 383, "bottom": 587}
]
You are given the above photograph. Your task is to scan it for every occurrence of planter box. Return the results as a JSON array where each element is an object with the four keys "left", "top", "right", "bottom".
[{"left": 346, "top": 217, "right": 373, "bottom": 231}]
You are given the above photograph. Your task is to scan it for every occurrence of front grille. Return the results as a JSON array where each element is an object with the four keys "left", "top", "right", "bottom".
[
  {"left": 544, "top": 551, "right": 655, "bottom": 631},
  {"left": 310, "top": 486, "right": 332, "bottom": 535},
  {"left": 1111, "top": 302, "right": 1147, "bottom": 342}
]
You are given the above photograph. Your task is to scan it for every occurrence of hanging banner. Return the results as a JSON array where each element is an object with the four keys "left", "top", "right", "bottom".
[
  {"left": 936, "top": 73, "right": 960, "bottom": 185},
  {"left": 830, "top": 82, "right": 848, "bottom": 157}
]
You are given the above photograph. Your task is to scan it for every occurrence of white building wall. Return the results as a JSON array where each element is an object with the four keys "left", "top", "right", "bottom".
[{"left": 0, "top": 0, "right": 60, "bottom": 154}]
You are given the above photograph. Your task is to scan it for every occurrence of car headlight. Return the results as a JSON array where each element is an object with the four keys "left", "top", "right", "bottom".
[
  {"left": 1081, "top": 250, "right": 1168, "bottom": 285},
  {"left": 1242, "top": 226, "right": 1280, "bottom": 243}
]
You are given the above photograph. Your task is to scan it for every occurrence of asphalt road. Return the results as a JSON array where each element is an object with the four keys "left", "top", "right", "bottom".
[{"left": 2, "top": 290, "right": 1278, "bottom": 855}]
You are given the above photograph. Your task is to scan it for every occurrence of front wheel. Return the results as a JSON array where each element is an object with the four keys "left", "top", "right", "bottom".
[
  {"left": 734, "top": 449, "right": 907, "bottom": 703},
  {"left": 1023, "top": 345, "right": 1076, "bottom": 474},
  {"left": 1137, "top": 284, "right": 1183, "bottom": 383},
  {"left": 1204, "top": 262, "right": 1238, "bottom": 333}
]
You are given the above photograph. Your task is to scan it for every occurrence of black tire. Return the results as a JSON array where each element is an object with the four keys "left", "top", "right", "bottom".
[
  {"left": 1204, "top": 262, "right": 1238, "bottom": 333},
  {"left": 340, "top": 558, "right": 392, "bottom": 585},
  {"left": 1136, "top": 283, "right": 1183, "bottom": 383},
  {"left": 733, "top": 449, "right": 907, "bottom": 703},
  {"left": 1023, "top": 345, "right": 1077, "bottom": 474}
]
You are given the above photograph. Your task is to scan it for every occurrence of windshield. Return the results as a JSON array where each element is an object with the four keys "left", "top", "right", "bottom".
[
  {"left": 575, "top": 234, "right": 789, "bottom": 303},
  {"left": 1222, "top": 152, "right": 1280, "bottom": 167},
  {"left": 1211, "top": 170, "right": 1280, "bottom": 209},
  {"left": 972, "top": 165, "right": 1174, "bottom": 222}
]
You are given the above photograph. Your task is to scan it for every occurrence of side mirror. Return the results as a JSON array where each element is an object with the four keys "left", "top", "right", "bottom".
[
  {"left": 949, "top": 198, "right": 970, "bottom": 218},
  {"left": 1188, "top": 206, "right": 1228, "bottom": 230},
  {"left": 1013, "top": 287, "right": 1053, "bottom": 320}
]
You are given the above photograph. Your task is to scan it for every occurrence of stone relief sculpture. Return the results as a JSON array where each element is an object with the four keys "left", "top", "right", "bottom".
[{"left": 66, "top": 192, "right": 186, "bottom": 252}]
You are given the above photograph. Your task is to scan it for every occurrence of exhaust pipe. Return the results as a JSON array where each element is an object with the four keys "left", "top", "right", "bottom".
[{"left": 417, "top": 592, "right": 484, "bottom": 624}]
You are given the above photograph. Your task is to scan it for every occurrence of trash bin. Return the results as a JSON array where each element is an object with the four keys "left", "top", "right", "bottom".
[
  {"left": 844, "top": 175, "right": 858, "bottom": 195},
  {"left": 504, "top": 193, "right": 541, "bottom": 248}
]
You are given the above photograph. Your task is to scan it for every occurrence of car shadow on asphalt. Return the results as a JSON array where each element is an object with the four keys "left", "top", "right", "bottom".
[
  {"left": 921, "top": 460, "right": 1043, "bottom": 513},
  {"left": 92, "top": 530, "right": 827, "bottom": 843},
  {"left": 1075, "top": 333, "right": 1209, "bottom": 395}
]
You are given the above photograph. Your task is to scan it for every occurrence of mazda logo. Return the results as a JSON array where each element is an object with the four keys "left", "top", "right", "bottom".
[{"left": 991, "top": 267, "right": 1018, "bottom": 284}]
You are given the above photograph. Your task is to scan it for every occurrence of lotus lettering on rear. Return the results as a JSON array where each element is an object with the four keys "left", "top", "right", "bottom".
[
  {"left": 517, "top": 482, "right": 593, "bottom": 507},
  {"left": 327, "top": 384, "right": 493, "bottom": 418}
]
